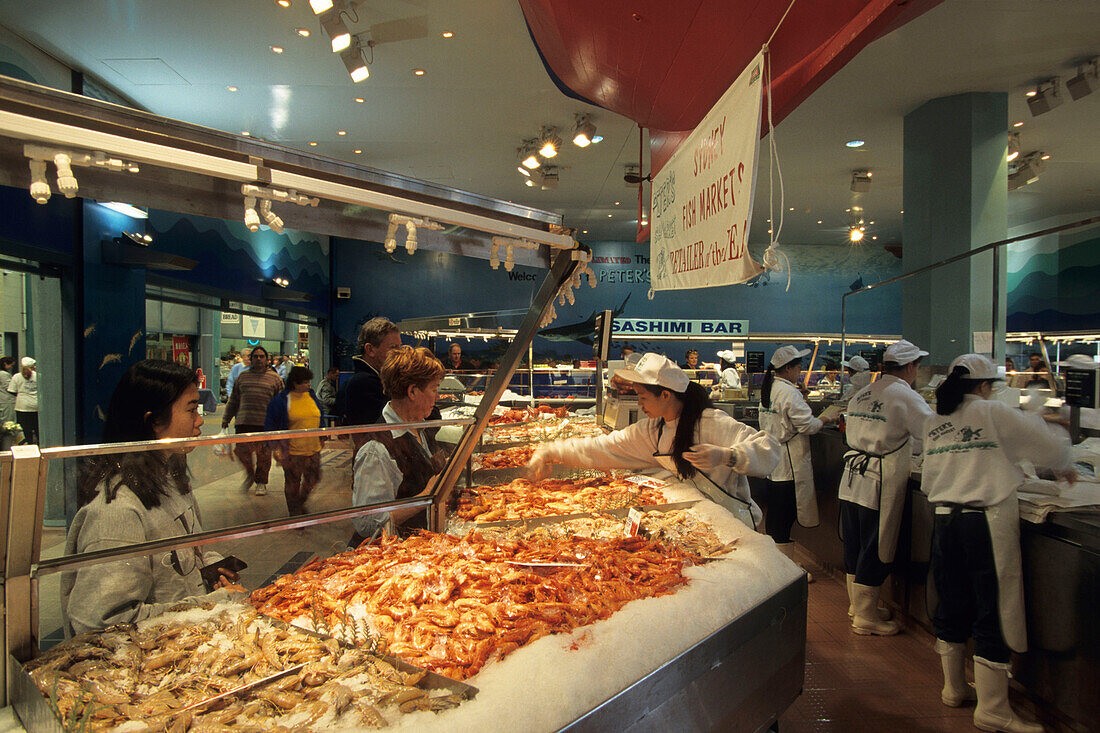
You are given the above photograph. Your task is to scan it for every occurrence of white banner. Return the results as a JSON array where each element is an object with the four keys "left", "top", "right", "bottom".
[
  {"left": 650, "top": 52, "right": 765, "bottom": 291},
  {"left": 242, "top": 315, "right": 266, "bottom": 339}
]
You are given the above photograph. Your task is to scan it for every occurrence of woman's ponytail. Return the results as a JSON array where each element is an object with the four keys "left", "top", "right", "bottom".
[
  {"left": 761, "top": 365, "right": 776, "bottom": 408},
  {"left": 935, "top": 365, "right": 971, "bottom": 415}
]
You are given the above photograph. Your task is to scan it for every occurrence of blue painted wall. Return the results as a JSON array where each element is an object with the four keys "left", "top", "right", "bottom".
[
  {"left": 1007, "top": 226, "right": 1100, "bottom": 332},
  {"left": 332, "top": 238, "right": 904, "bottom": 366}
]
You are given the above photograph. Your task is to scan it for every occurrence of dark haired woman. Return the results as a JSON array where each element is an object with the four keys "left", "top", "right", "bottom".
[
  {"left": 265, "top": 365, "right": 325, "bottom": 516},
  {"left": 528, "top": 353, "right": 779, "bottom": 528},
  {"left": 62, "top": 360, "right": 241, "bottom": 635},
  {"left": 758, "top": 345, "right": 838, "bottom": 577},
  {"left": 0, "top": 356, "right": 16, "bottom": 425},
  {"left": 923, "top": 354, "right": 1073, "bottom": 733}
]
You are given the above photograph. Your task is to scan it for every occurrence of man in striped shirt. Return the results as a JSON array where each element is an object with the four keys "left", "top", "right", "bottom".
[{"left": 222, "top": 346, "right": 284, "bottom": 495}]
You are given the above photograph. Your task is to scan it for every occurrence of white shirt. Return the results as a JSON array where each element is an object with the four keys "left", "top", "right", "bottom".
[
  {"left": 922, "top": 395, "right": 1073, "bottom": 508},
  {"left": 8, "top": 371, "right": 37, "bottom": 412},
  {"left": 759, "top": 377, "right": 822, "bottom": 480},
  {"left": 350, "top": 402, "right": 431, "bottom": 537},
  {"left": 719, "top": 368, "right": 741, "bottom": 389},
  {"left": 548, "top": 408, "right": 780, "bottom": 525},
  {"left": 840, "top": 371, "right": 873, "bottom": 401}
]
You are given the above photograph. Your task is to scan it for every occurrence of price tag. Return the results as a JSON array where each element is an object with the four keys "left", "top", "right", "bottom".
[{"left": 624, "top": 507, "right": 643, "bottom": 537}]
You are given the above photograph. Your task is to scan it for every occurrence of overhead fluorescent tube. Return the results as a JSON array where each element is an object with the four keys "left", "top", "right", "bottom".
[{"left": 99, "top": 201, "right": 149, "bottom": 219}]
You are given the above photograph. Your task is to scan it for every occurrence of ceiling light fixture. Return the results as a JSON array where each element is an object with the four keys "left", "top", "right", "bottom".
[
  {"left": 412, "top": 68, "right": 426, "bottom": 76},
  {"left": 539, "top": 166, "right": 559, "bottom": 190},
  {"left": 276, "top": 0, "right": 290, "bottom": 7},
  {"left": 1025, "top": 90, "right": 1037, "bottom": 97},
  {"left": 321, "top": 12, "right": 351, "bottom": 52},
  {"left": 849, "top": 226, "right": 865, "bottom": 243},
  {"left": 845, "top": 140, "right": 865, "bottom": 148},
  {"left": 1012, "top": 121, "right": 1023, "bottom": 128},
  {"left": 241, "top": 131, "right": 250, "bottom": 136},
  {"left": 309, "top": 0, "right": 333, "bottom": 14},
  {"left": 296, "top": 28, "right": 311, "bottom": 37},
  {"left": 259, "top": 199, "right": 284, "bottom": 233},
  {"left": 1067, "top": 58, "right": 1098, "bottom": 101},
  {"left": 354, "top": 97, "right": 364, "bottom": 103},
  {"left": 538, "top": 126, "right": 562, "bottom": 158},
  {"left": 270, "top": 45, "right": 284, "bottom": 54},
  {"left": 226, "top": 85, "right": 238, "bottom": 92},
  {"left": 309, "top": 141, "right": 318, "bottom": 146},
  {"left": 1007, "top": 132, "right": 1020, "bottom": 162},
  {"left": 244, "top": 197, "right": 261, "bottom": 231},
  {"left": 337, "top": 130, "right": 346, "bottom": 135},
  {"left": 850, "top": 169, "right": 872, "bottom": 193},
  {"left": 572, "top": 113, "right": 596, "bottom": 147},
  {"left": 273, "top": 277, "right": 290, "bottom": 287},
  {"left": 1008, "top": 152, "right": 1046, "bottom": 190},
  {"left": 28, "top": 159, "right": 49, "bottom": 204},
  {"left": 384, "top": 213, "right": 443, "bottom": 254},
  {"left": 1027, "top": 78, "right": 1063, "bottom": 116},
  {"left": 1040, "top": 153, "right": 1051, "bottom": 160},
  {"left": 100, "top": 201, "right": 149, "bottom": 219},
  {"left": 441, "top": 31, "right": 454, "bottom": 38},
  {"left": 520, "top": 140, "right": 541, "bottom": 169},
  {"left": 353, "top": 148, "right": 362, "bottom": 154}
]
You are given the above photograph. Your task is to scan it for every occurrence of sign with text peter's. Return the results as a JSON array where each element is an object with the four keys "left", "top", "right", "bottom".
[
  {"left": 612, "top": 319, "right": 749, "bottom": 336},
  {"left": 650, "top": 51, "right": 765, "bottom": 292}
]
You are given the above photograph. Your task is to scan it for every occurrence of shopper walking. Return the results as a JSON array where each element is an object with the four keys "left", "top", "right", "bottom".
[
  {"left": 222, "top": 346, "right": 283, "bottom": 495},
  {"left": 839, "top": 340, "right": 932, "bottom": 636},
  {"left": 318, "top": 365, "right": 339, "bottom": 416},
  {"left": 62, "top": 360, "right": 241, "bottom": 634},
  {"left": 923, "top": 353, "right": 1073, "bottom": 733},
  {"left": 0, "top": 356, "right": 16, "bottom": 425},
  {"left": 8, "top": 357, "right": 39, "bottom": 444},
  {"left": 529, "top": 353, "right": 779, "bottom": 529},
  {"left": 758, "top": 345, "right": 837, "bottom": 580},
  {"left": 265, "top": 366, "right": 324, "bottom": 516},
  {"left": 224, "top": 347, "right": 252, "bottom": 402}
]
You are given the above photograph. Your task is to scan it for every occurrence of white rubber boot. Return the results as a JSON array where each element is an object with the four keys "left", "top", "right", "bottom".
[
  {"left": 934, "top": 639, "right": 976, "bottom": 707},
  {"left": 847, "top": 573, "right": 892, "bottom": 620},
  {"left": 973, "top": 659, "right": 1043, "bottom": 733},
  {"left": 850, "top": 583, "right": 900, "bottom": 635},
  {"left": 776, "top": 542, "right": 813, "bottom": 583}
]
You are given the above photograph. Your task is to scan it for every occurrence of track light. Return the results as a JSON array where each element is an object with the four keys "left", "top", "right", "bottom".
[
  {"left": 1067, "top": 58, "right": 1098, "bottom": 101},
  {"left": 244, "top": 197, "right": 261, "bottom": 231},
  {"left": 259, "top": 198, "right": 284, "bottom": 233},
  {"left": 538, "top": 127, "right": 561, "bottom": 159},
  {"left": 341, "top": 42, "right": 369, "bottom": 82},
  {"left": 520, "top": 140, "right": 540, "bottom": 170},
  {"left": 850, "top": 169, "right": 872, "bottom": 193},
  {"left": 273, "top": 277, "right": 290, "bottom": 287},
  {"left": 322, "top": 12, "right": 352, "bottom": 52},
  {"left": 1008, "top": 152, "right": 1045, "bottom": 190},
  {"left": 384, "top": 220, "right": 398, "bottom": 252},
  {"left": 28, "top": 159, "right": 49, "bottom": 204},
  {"left": 572, "top": 114, "right": 596, "bottom": 147},
  {"left": 1027, "top": 79, "right": 1063, "bottom": 116},
  {"left": 538, "top": 166, "right": 559, "bottom": 190},
  {"left": 1007, "top": 132, "right": 1020, "bottom": 162},
  {"left": 309, "top": 0, "right": 334, "bottom": 13},
  {"left": 385, "top": 213, "right": 443, "bottom": 254},
  {"left": 404, "top": 220, "right": 418, "bottom": 254},
  {"left": 53, "top": 153, "right": 78, "bottom": 198},
  {"left": 849, "top": 226, "right": 864, "bottom": 243}
]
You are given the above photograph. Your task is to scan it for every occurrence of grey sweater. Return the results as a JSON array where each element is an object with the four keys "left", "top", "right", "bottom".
[{"left": 61, "top": 481, "right": 230, "bottom": 636}]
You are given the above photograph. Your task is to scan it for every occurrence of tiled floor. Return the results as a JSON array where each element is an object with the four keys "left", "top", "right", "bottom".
[{"left": 780, "top": 570, "right": 979, "bottom": 733}]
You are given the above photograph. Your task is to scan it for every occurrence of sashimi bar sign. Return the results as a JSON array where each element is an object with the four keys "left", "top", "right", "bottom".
[{"left": 612, "top": 319, "right": 749, "bottom": 335}]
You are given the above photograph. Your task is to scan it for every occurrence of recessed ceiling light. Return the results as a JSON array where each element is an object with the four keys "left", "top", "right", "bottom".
[
  {"left": 226, "top": 85, "right": 238, "bottom": 92},
  {"left": 899, "top": 210, "right": 904, "bottom": 214},
  {"left": 845, "top": 140, "right": 865, "bottom": 148},
  {"left": 353, "top": 149, "right": 362, "bottom": 154},
  {"left": 413, "top": 68, "right": 426, "bottom": 76},
  {"left": 816, "top": 220, "right": 823, "bottom": 224},
  {"left": 767, "top": 228, "right": 773, "bottom": 234},
  {"left": 788, "top": 207, "right": 794, "bottom": 211},
  {"left": 614, "top": 201, "right": 620, "bottom": 206},
  {"left": 309, "top": 141, "right": 318, "bottom": 146},
  {"left": 582, "top": 229, "right": 588, "bottom": 234},
  {"left": 354, "top": 97, "right": 364, "bottom": 103},
  {"left": 276, "top": 0, "right": 290, "bottom": 6},
  {"left": 241, "top": 131, "right": 250, "bottom": 136},
  {"left": 844, "top": 208, "right": 851, "bottom": 212},
  {"left": 1012, "top": 121, "right": 1024, "bottom": 128},
  {"left": 441, "top": 31, "right": 454, "bottom": 38},
  {"left": 270, "top": 45, "right": 284, "bottom": 54},
  {"left": 296, "top": 28, "right": 310, "bottom": 37},
  {"left": 1025, "top": 90, "right": 1037, "bottom": 97},
  {"left": 872, "top": 235, "right": 878, "bottom": 240},
  {"left": 1041, "top": 153, "right": 1051, "bottom": 160},
  {"left": 607, "top": 214, "right": 612, "bottom": 218},
  {"left": 337, "top": 130, "right": 346, "bottom": 135}
]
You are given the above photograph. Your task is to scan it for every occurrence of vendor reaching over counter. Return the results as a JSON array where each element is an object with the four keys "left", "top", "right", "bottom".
[
  {"left": 840, "top": 340, "right": 932, "bottom": 636},
  {"left": 528, "top": 353, "right": 779, "bottom": 529},
  {"left": 62, "top": 360, "right": 243, "bottom": 636},
  {"left": 923, "top": 353, "right": 1074, "bottom": 733},
  {"left": 759, "top": 345, "right": 839, "bottom": 580}
]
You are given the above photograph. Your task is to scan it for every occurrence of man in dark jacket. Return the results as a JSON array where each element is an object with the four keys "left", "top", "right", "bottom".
[{"left": 339, "top": 317, "right": 401, "bottom": 434}]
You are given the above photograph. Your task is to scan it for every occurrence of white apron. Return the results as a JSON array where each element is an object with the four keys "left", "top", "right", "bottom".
[
  {"left": 784, "top": 433, "right": 819, "bottom": 528},
  {"left": 840, "top": 439, "right": 911, "bottom": 562}
]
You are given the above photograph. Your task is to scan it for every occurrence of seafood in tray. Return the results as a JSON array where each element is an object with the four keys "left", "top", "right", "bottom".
[
  {"left": 476, "top": 509, "right": 739, "bottom": 559},
  {"left": 481, "top": 416, "right": 605, "bottom": 446},
  {"left": 456, "top": 476, "right": 668, "bottom": 523},
  {"left": 251, "top": 532, "right": 694, "bottom": 681},
  {"left": 21, "top": 603, "right": 471, "bottom": 731},
  {"left": 471, "top": 445, "right": 535, "bottom": 470}
]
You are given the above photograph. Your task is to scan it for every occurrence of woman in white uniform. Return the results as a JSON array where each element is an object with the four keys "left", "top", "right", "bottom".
[
  {"left": 758, "top": 346, "right": 837, "bottom": 577},
  {"left": 715, "top": 350, "right": 742, "bottom": 390},
  {"left": 840, "top": 355, "right": 873, "bottom": 401},
  {"left": 528, "top": 354, "right": 779, "bottom": 528},
  {"left": 923, "top": 354, "right": 1074, "bottom": 733}
]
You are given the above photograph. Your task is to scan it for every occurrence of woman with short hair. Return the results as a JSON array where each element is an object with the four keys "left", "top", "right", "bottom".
[{"left": 350, "top": 346, "right": 449, "bottom": 545}]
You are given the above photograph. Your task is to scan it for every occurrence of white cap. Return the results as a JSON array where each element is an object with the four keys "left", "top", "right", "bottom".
[
  {"left": 948, "top": 353, "right": 1001, "bottom": 380},
  {"left": 614, "top": 353, "right": 690, "bottom": 392},
  {"left": 716, "top": 350, "right": 737, "bottom": 363},
  {"left": 843, "top": 355, "right": 869, "bottom": 372},
  {"left": 1057, "top": 354, "right": 1099, "bottom": 370},
  {"left": 884, "top": 339, "right": 928, "bottom": 366},
  {"left": 20, "top": 357, "right": 35, "bottom": 368},
  {"left": 770, "top": 345, "right": 810, "bottom": 368}
]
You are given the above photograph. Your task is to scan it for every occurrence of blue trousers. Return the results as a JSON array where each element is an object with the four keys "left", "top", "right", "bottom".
[{"left": 840, "top": 500, "right": 892, "bottom": 586}]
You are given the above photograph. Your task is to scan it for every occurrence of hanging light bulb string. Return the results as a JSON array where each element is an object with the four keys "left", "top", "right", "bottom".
[{"left": 759, "top": 40, "right": 792, "bottom": 292}]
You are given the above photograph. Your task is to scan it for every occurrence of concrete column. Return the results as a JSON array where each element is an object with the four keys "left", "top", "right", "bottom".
[{"left": 902, "top": 93, "right": 1008, "bottom": 366}]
